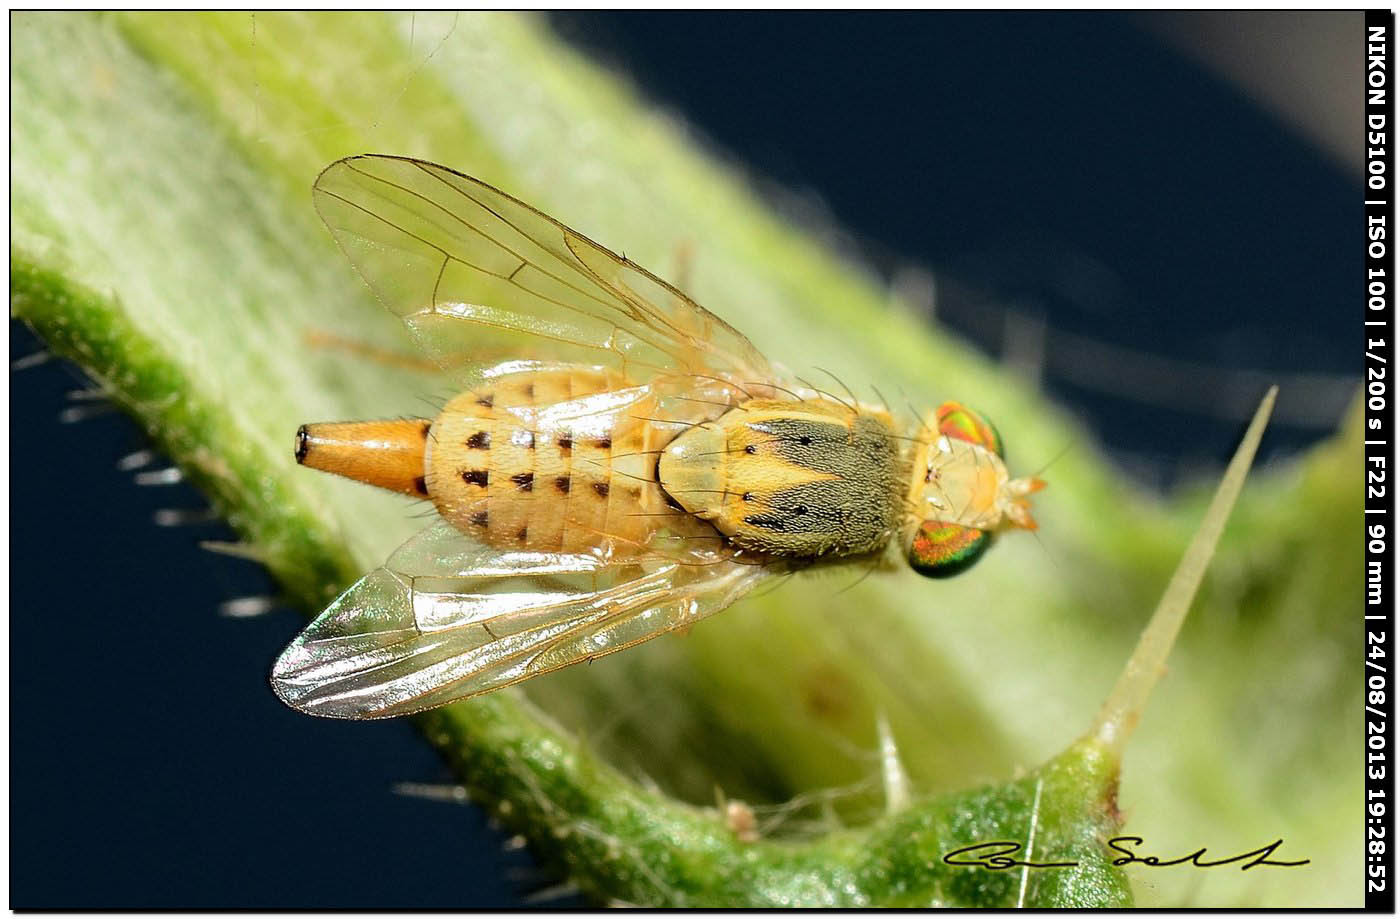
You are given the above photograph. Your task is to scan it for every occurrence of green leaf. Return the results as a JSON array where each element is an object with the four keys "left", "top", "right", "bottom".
[{"left": 12, "top": 12, "right": 1359, "bottom": 906}]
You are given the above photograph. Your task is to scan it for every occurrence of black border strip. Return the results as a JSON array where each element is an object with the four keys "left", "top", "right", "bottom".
[{"left": 1365, "top": 8, "right": 1395, "bottom": 913}]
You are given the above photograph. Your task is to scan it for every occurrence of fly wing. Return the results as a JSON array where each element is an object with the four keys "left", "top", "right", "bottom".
[
  {"left": 270, "top": 520, "right": 772, "bottom": 719},
  {"left": 313, "top": 155, "right": 772, "bottom": 387}
]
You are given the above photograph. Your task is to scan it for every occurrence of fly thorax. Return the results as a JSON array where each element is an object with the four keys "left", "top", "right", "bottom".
[
  {"left": 659, "top": 400, "right": 904, "bottom": 558},
  {"left": 656, "top": 420, "right": 728, "bottom": 522}
]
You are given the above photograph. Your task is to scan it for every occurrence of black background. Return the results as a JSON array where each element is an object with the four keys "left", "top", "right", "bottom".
[{"left": 11, "top": 12, "right": 1359, "bottom": 908}]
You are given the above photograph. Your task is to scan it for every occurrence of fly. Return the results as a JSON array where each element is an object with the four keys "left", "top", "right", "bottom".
[{"left": 272, "top": 155, "right": 1043, "bottom": 719}]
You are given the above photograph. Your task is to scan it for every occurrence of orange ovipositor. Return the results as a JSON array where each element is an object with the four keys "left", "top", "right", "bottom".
[{"left": 295, "top": 419, "right": 431, "bottom": 496}]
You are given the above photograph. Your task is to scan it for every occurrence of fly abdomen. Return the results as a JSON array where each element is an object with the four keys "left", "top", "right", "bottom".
[{"left": 425, "top": 370, "right": 690, "bottom": 555}]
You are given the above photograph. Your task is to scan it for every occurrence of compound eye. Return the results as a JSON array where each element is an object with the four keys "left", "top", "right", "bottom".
[
  {"left": 907, "top": 520, "right": 993, "bottom": 578},
  {"left": 935, "top": 402, "right": 1003, "bottom": 457}
]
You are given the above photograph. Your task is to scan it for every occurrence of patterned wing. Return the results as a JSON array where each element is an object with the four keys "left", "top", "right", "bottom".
[
  {"left": 313, "top": 155, "right": 772, "bottom": 386},
  {"left": 270, "top": 521, "right": 773, "bottom": 719}
]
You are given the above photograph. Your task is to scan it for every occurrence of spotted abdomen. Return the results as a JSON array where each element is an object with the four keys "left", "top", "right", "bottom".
[{"left": 426, "top": 370, "right": 702, "bottom": 555}]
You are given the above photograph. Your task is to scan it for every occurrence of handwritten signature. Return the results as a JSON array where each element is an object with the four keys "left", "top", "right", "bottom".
[{"left": 943, "top": 837, "right": 1310, "bottom": 872}]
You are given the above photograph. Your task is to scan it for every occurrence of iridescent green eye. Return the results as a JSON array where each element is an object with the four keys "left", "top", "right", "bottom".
[
  {"left": 908, "top": 520, "right": 993, "bottom": 578},
  {"left": 936, "top": 402, "right": 1003, "bottom": 457}
]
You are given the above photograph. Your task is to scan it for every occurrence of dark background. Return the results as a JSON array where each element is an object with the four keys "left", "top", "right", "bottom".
[{"left": 11, "top": 12, "right": 1360, "bottom": 908}]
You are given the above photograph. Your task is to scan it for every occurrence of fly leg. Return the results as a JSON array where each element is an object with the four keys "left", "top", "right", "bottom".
[{"left": 301, "top": 328, "right": 444, "bottom": 373}]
